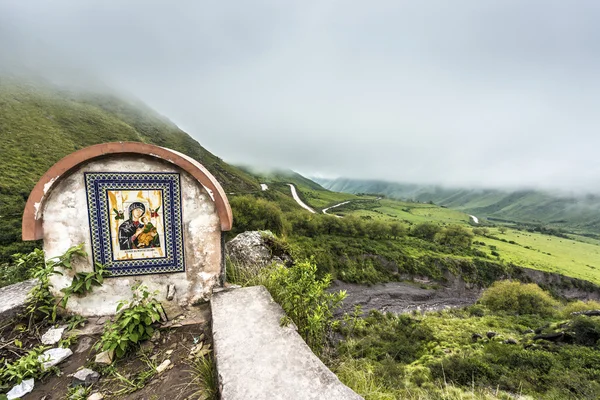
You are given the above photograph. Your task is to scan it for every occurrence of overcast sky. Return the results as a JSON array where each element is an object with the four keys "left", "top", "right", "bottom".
[{"left": 2, "top": 0, "right": 600, "bottom": 192}]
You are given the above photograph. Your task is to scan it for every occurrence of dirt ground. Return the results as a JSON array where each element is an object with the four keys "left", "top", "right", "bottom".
[
  {"left": 330, "top": 279, "right": 482, "bottom": 316},
  {"left": 5, "top": 304, "right": 213, "bottom": 400}
]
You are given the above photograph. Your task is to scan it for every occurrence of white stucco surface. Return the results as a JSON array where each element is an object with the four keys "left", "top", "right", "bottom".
[{"left": 42, "top": 155, "right": 222, "bottom": 316}]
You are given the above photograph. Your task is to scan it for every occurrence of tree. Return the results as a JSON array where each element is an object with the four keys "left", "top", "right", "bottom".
[
  {"left": 411, "top": 223, "right": 441, "bottom": 241},
  {"left": 499, "top": 227, "right": 507, "bottom": 234},
  {"left": 389, "top": 222, "right": 407, "bottom": 239},
  {"left": 435, "top": 224, "right": 473, "bottom": 249}
]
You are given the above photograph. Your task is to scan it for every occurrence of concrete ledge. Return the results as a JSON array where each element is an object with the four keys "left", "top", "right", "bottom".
[
  {"left": 0, "top": 279, "right": 37, "bottom": 321},
  {"left": 211, "top": 286, "right": 362, "bottom": 400}
]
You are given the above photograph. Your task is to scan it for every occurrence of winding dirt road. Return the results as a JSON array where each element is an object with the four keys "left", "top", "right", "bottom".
[
  {"left": 322, "top": 201, "right": 350, "bottom": 216},
  {"left": 288, "top": 184, "right": 315, "bottom": 213}
]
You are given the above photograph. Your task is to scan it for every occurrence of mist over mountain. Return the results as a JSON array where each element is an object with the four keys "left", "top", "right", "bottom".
[
  {"left": 2, "top": 0, "right": 600, "bottom": 193},
  {"left": 317, "top": 177, "right": 600, "bottom": 235}
]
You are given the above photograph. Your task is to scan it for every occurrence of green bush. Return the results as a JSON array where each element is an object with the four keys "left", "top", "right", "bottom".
[
  {"left": 410, "top": 223, "right": 441, "bottom": 241},
  {"left": 264, "top": 260, "right": 346, "bottom": 354},
  {"left": 0, "top": 248, "right": 44, "bottom": 288},
  {"left": 229, "top": 195, "right": 286, "bottom": 236},
  {"left": 479, "top": 280, "right": 558, "bottom": 316},
  {"left": 570, "top": 316, "right": 600, "bottom": 347},
  {"left": 434, "top": 224, "right": 473, "bottom": 249}
]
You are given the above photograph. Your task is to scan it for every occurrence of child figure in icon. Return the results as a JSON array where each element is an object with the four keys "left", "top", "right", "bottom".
[{"left": 118, "top": 202, "right": 160, "bottom": 250}]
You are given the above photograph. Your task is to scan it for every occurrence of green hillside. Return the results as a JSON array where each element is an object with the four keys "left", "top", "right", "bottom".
[
  {"left": 0, "top": 74, "right": 259, "bottom": 261},
  {"left": 246, "top": 169, "right": 360, "bottom": 210},
  {"left": 318, "top": 177, "right": 600, "bottom": 235}
]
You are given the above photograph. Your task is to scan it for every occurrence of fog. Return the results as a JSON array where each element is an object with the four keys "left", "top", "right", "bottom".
[{"left": 2, "top": 0, "right": 600, "bottom": 192}]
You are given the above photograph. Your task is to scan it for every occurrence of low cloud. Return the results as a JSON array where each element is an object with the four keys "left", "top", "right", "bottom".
[{"left": 2, "top": 0, "right": 600, "bottom": 192}]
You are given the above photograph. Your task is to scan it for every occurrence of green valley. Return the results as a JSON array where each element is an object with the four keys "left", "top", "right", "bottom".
[{"left": 2, "top": 76, "right": 600, "bottom": 400}]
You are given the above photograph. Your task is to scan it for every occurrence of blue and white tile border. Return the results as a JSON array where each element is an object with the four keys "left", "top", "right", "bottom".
[{"left": 84, "top": 172, "right": 185, "bottom": 277}]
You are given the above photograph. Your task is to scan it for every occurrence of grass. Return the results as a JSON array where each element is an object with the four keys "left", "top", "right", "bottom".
[
  {"left": 293, "top": 187, "right": 600, "bottom": 286},
  {"left": 474, "top": 227, "right": 600, "bottom": 285},
  {"left": 333, "top": 295, "right": 600, "bottom": 400},
  {"left": 341, "top": 198, "right": 471, "bottom": 225}
]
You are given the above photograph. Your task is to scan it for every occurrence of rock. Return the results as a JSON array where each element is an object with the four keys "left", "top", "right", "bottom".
[
  {"left": 6, "top": 378, "right": 34, "bottom": 399},
  {"left": 39, "top": 347, "right": 73, "bottom": 369},
  {"left": 141, "top": 341, "right": 155, "bottom": 353},
  {"left": 150, "top": 330, "right": 161, "bottom": 342},
  {"left": 0, "top": 279, "right": 38, "bottom": 321},
  {"left": 165, "top": 349, "right": 173, "bottom": 356},
  {"left": 504, "top": 339, "right": 518, "bottom": 345},
  {"left": 523, "top": 329, "right": 534, "bottom": 334},
  {"left": 75, "top": 336, "right": 95, "bottom": 354},
  {"left": 156, "top": 359, "right": 172, "bottom": 374},
  {"left": 87, "top": 393, "right": 104, "bottom": 400},
  {"left": 96, "top": 316, "right": 110, "bottom": 325},
  {"left": 471, "top": 333, "right": 483, "bottom": 341},
  {"left": 166, "top": 284, "right": 176, "bottom": 301},
  {"left": 41, "top": 327, "right": 66, "bottom": 345},
  {"left": 95, "top": 349, "right": 114, "bottom": 365},
  {"left": 534, "top": 332, "right": 565, "bottom": 342},
  {"left": 70, "top": 368, "right": 100, "bottom": 386},
  {"left": 486, "top": 331, "right": 497, "bottom": 339},
  {"left": 225, "top": 231, "right": 291, "bottom": 271},
  {"left": 572, "top": 309, "right": 600, "bottom": 317}
]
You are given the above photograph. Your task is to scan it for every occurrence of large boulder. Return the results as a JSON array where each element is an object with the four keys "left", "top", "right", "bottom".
[{"left": 226, "top": 231, "right": 291, "bottom": 272}]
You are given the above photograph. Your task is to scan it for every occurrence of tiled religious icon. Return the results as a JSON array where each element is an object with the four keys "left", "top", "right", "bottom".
[{"left": 85, "top": 172, "right": 185, "bottom": 276}]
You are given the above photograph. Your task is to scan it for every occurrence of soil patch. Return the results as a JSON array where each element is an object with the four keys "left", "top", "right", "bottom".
[
  {"left": 3, "top": 304, "right": 213, "bottom": 400},
  {"left": 331, "top": 280, "right": 481, "bottom": 315}
]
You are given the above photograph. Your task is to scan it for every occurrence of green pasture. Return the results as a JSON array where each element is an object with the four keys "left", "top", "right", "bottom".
[{"left": 475, "top": 227, "right": 600, "bottom": 285}]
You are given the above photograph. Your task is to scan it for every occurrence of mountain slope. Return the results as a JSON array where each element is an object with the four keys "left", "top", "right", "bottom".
[
  {"left": 0, "top": 75, "right": 259, "bottom": 261},
  {"left": 317, "top": 178, "right": 600, "bottom": 235}
]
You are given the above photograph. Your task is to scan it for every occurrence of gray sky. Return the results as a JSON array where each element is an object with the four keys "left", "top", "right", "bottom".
[{"left": 2, "top": 0, "right": 600, "bottom": 192}]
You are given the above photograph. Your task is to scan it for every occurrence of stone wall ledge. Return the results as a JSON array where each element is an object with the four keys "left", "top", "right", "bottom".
[
  {"left": 0, "top": 279, "right": 37, "bottom": 321},
  {"left": 211, "top": 285, "right": 363, "bottom": 400}
]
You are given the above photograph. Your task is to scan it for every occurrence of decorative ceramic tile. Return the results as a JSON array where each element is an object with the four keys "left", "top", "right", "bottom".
[{"left": 85, "top": 172, "right": 185, "bottom": 276}]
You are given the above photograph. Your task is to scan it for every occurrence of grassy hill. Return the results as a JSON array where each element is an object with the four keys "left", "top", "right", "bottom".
[
  {"left": 317, "top": 177, "right": 600, "bottom": 236},
  {"left": 0, "top": 74, "right": 259, "bottom": 261}
]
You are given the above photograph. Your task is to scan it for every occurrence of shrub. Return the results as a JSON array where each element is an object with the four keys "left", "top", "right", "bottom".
[
  {"left": 410, "top": 223, "right": 441, "bottom": 241},
  {"left": 570, "top": 316, "right": 600, "bottom": 347},
  {"left": 561, "top": 299, "right": 600, "bottom": 318},
  {"left": 264, "top": 259, "right": 346, "bottom": 353},
  {"left": 434, "top": 225, "right": 473, "bottom": 249},
  {"left": 479, "top": 280, "right": 558, "bottom": 316},
  {"left": 0, "top": 248, "right": 45, "bottom": 288},
  {"left": 229, "top": 195, "right": 286, "bottom": 236}
]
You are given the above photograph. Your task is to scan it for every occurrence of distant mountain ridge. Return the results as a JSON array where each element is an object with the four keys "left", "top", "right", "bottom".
[{"left": 316, "top": 177, "right": 600, "bottom": 235}]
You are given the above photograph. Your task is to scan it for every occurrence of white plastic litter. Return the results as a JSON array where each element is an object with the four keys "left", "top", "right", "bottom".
[{"left": 6, "top": 378, "right": 34, "bottom": 399}]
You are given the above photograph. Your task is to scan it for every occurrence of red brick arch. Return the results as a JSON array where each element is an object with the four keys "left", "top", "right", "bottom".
[{"left": 22, "top": 142, "right": 233, "bottom": 240}]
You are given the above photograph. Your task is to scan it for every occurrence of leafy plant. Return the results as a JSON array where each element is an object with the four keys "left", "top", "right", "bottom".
[
  {"left": 59, "top": 262, "right": 111, "bottom": 307},
  {"left": 65, "top": 315, "right": 88, "bottom": 331},
  {"left": 23, "top": 244, "right": 109, "bottom": 325},
  {"left": 25, "top": 245, "right": 87, "bottom": 324},
  {"left": 0, "top": 248, "right": 45, "bottom": 288},
  {"left": 264, "top": 259, "right": 346, "bottom": 353},
  {"left": 65, "top": 385, "right": 92, "bottom": 400},
  {"left": 95, "top": 284, "right": 164, "bottom": 359},
  {"left": 0, "top": 346, "right": 51, "bottom": 388}
]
